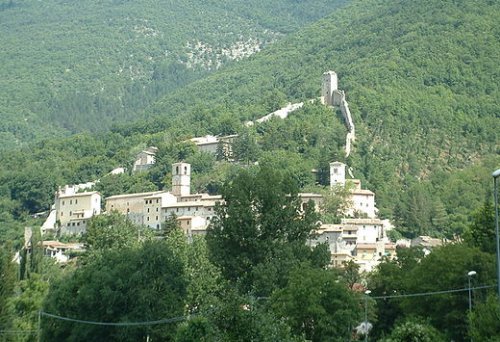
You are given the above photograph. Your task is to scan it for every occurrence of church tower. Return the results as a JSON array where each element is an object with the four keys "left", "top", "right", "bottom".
[
  {"left": 321, "top": 71, "right": 338, "bottom": 106},
  {"left": 172, "top": 162, "right": 191, "bottom": 197},
  {"left": 330, "top": 161, "right": 346, "bottom": 187}
]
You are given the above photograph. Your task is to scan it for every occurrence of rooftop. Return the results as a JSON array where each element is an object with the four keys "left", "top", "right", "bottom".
[
  {"left": 106, "top": 191, "right": 163, "bottom": 200},
  {"left": 58, "top": 191, "right": 100, "bottom": 199}
]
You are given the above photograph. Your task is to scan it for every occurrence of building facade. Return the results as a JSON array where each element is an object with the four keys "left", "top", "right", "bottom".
[{"left": 54, "top": 186, "right": 101, "bottom": 234}]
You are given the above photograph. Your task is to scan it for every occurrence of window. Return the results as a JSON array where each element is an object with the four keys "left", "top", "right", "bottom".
[
  {"left": 156, "top": 199, "right": 159, "bottom": 204},
  {"left": 61, "top": 212, "right": 63, "bottom": 217},
  {"left": 156, "top": 216, "right": 158, "bottom": 221},
  {"left": 176, "top": 208, "right": 179, "bottom": 213},
  {"left": 147, "top": 208, "right": 150, "bottom": 213},
  {"left": 184, "top": 166, "right": 187, "bottom": 175},
  {"left": 62, "top": 201, "right": 65, "bottom": 205},
  {"left": 75, "top": 199, "right": 78, "bottom": 204},
  {"left": 156, "top": 208, "right": 158, "bottom": 212},
  {"left": 176, "top": 166, "right": 179, "bottom": 174},
  {"left": 147, "top": 217, "right": 150, "bottom": 222},
  {"left": 70, "top": 211, "right": 72, "bottom": 216},
  {"left": 70, "top": 200, "right": 72, "bottom": 205},
  {"left": 333, "top": 168, "right": 338, "bottom": 174}
]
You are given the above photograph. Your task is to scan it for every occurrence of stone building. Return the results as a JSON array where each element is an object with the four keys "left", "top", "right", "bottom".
[
  {"left": 105, "top": 162, "right": 221, "bottom": 236},
  {"left": 132, "top": 146, "right": 158, "bottom": 173}
]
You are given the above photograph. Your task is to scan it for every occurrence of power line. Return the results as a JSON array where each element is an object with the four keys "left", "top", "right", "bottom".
[
  {"left": 37, "top": 284, "right": 497, "bottom": 327},
  {"left": 40, "top": 311, "right": 189, "bottom": 327},
  {"left": 370, "top": 284, "right": 495, "bottom": 300}
]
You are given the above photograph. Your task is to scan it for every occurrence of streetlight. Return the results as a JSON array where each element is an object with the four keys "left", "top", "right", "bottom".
[
  {"left": 467, "top": 270, "right": 476, "bottom": 313},
  {"left": 493, "top": 169, "right": 500, "bottom": 303},
  {"left": 364, "top": 290, "right": 371, "bottom": 342}
]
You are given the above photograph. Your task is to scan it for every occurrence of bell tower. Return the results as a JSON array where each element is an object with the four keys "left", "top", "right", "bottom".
[
  {"left": 330, "top": 161, "right": 346, "bottom": 187},
  {"left": 172, "top": 162, "right": 191, "bottom": 197}
]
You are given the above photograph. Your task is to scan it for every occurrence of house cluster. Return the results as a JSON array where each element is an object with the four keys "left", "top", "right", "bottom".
[
  {"left": 106, "top": 162, "right": 221, "bottom": 235},
  {"left": 40, "top": 158, "right": 396, "bottom": 271},
  {"left": 37, "top": 72, "right": 399, "bottom": 270}
]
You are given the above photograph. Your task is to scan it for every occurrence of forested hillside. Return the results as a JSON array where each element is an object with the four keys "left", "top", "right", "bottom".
[
  {"left": 127, "top": 0, "right": 499, "bottom": 236},
  {"left": 0, "top": 0, "right": 346, "bottom": 148},
  {"left": 0, "top": 1, "right": 499, "bottom": 340},
  {"left": 0, "top": 0, "right": 498, "bottom": 240}
]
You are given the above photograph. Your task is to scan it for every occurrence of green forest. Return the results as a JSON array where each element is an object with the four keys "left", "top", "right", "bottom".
[
  {"left": 0, "top": 0, "right": 346, "bottom": 148},
  {"left": 0, "top": 0, "right": 499, "bottom": 340}
]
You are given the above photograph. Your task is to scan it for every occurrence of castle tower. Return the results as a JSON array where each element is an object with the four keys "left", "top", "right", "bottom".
[
  {"left": 330, "top": 161, "right": 346, "bottom": 187},
  {"left": 172, "top": 162, "right": 191, "bottom": 197},
  {"left": 321, "top": 71, "right": 338, "bottom": 106}
]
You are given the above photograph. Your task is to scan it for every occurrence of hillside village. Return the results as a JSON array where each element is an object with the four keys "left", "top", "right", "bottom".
[
  {"left": 34, "top": 72, "right": 441, "bottom": 273},
  {"left": 2, "top": 1, "right": 498, "bottom": 340}
]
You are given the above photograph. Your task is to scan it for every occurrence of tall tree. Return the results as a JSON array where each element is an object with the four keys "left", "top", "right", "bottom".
[
  {"left": 42, "top": 240, "right": 187, "bottom": 342},
  {"left": 206, "top": 166, "right": 327, "bottom": 295},
  {"left": 0, "top": 245, "right": 16, "bottom": 331},
  {"left": 272, "top": 264, "right": 362, "bottom": 342},
  {"left": 464, "top": 201, "right": 496, "bottom": 253}
]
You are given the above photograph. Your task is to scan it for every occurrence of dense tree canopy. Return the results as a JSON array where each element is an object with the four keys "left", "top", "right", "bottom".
[
  {"left": 42, "top": 240, "right": 187, "bottom": 342},
  {"left": 206, "top": 166, "right": 329, "bottom": 295}
]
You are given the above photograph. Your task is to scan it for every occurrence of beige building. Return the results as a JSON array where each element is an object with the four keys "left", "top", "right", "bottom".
[
  {"left": 105, "top": 163, "right": 222, "bottom": 234},
  {"left": 54, "top": 186, "right": 101, "bottom": 234},
  {"left": 106, "top": 191, "right": 164, "bottom": 226}
]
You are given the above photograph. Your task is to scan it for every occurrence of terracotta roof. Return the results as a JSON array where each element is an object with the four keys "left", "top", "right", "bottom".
[{"left": 356, "top": 243, "right": 377, "bottom": 249}]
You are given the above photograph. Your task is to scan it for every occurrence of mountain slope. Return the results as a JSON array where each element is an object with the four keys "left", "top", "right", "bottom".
[
  {"left": 135, "top": 0, "right": 498, "bottom": 232},
  {"left": 0, "top": 0, "right": 347, "bottom": 148}
]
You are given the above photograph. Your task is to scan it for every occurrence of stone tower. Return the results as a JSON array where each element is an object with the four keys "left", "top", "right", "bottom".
[
  {"left": 330, "top": 161, "right": 346, "bottom": 187},
  {"left": 321, "top": 71, "right": 338, "bottom": 106},
  {"left": 172, "top": 162, "right": 191, "bottom": 197}
]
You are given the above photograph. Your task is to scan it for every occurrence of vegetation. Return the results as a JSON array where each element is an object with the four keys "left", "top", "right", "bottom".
[
  {"left": 0, "top": 0, "right": 347, "bottom": 148},
  {"left": 0, "top": 0, "right": 499, "bottom": 341}
]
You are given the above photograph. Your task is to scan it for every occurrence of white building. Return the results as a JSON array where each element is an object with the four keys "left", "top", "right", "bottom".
[
  {"left": 311, "top": 218, "right": 394, "bottom": 272},
  {"left": 329, "top": 162, "right": 377, "bottom": 218},
  {"left": 54, "top": 186, "right": 101, "bottom": 234},
  {"left": 190, "top": 134, "right": 237, "bottom": 158},
  {"left": 132, "top": 146, "right": 158, "bottom": 173},
  {"left": 330, "top": 161, "right": 346, "bottom": 187},
  {"left": 42, "top": 241, "right": 85, "bottom": 263}
]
